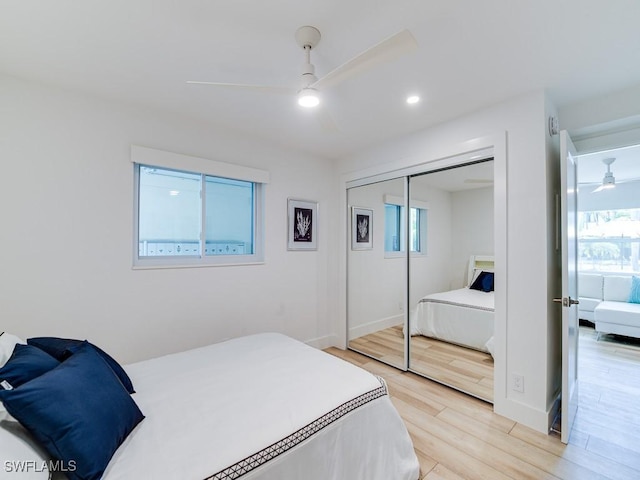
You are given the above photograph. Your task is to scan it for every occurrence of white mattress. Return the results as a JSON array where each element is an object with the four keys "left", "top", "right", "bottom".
[
  {"left": 411, "top": 288, "right": 495, "bottom": 354},
  {"left": 103, "top": 333, "right": 419, "bottom": 480}
]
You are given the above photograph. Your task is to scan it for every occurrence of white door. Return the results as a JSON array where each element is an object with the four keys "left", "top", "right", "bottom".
[{"left": 559, "top": 130, "right": 579, "bottom": 444}]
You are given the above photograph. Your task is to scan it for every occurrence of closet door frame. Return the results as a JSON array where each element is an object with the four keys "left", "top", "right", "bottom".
[{"left": 341, "top": 133, "right": 506, "bottom": 411}]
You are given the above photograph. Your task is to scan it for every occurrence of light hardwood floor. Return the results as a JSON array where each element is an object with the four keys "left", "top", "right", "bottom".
[
  {"left": 572, "top": 325, "right": 640, "bottom": 472},
  {"left": 349, "top": 325, "right": 494, "bottom": 401},
  {"left": 327, "top": 324, "right": 640, "bottom": 480}
]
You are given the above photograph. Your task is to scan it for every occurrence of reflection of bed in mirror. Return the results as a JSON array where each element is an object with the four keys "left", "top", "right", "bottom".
[{"left": 410, "top": 256, "right": 495, "bottom": 356}]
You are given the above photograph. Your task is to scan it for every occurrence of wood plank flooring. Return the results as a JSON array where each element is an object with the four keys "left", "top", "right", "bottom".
[
  {"left": 349, "top": 325, "right": 494, "bottom": 401},
  {"left": 348, "top": 325, "right": 405, "bottom": 367},
  {"left": 573, "top": 325, "right": 640, "bottom": 472},
  {"left": 327, "top": 324, "right": 640, "bottom": 480}
]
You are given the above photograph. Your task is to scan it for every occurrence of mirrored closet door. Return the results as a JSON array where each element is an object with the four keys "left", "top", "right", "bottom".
[
  {"left": 346, "top": 158, "right": 496, "bottom": 402},
  {"left": 347, "top": 177, "right": 408, "bottom": 370},
  {"left": 408, "top": 161, "right": 495, "bottom": 402}
]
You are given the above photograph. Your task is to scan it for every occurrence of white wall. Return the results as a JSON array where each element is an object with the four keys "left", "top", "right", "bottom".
[
  {"left": 407, "top": 183, "right": 454, "bottom": 307},
  {"left": 338, "top": 90, "right": 556, "bottom": 434},
  {"left": 0, "top": 74, "right": 339, "bottom": 363},
  {"left": 450, "top": 186, "right": 494, "bottom": 289}
]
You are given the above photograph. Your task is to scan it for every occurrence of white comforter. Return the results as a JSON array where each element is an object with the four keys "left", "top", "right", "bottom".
[
  {"left": 103, "top": 333, "right": 419, "bottom": 480},
  {"left": 411, "top": 288, "right": 495, "bottom": 354}
]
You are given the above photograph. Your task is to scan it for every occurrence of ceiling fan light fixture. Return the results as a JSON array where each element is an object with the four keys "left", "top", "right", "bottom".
[
  {"left": 297, "top": 88, "right": 320, "bottom": 108},
  {"left": 591, "top": 157, "right": 617, "bottom": 192},
  {"left": 601, "top": 172, "right": 616, "bottom": 189}
]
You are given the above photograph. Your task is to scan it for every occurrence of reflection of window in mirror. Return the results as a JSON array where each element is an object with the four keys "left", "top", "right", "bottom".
[
  {"left": 383, "top": 194, "right": 427, "bottom": 256},
  {"left": 384, "top": 204, "right": 425, "bottom": 253}
]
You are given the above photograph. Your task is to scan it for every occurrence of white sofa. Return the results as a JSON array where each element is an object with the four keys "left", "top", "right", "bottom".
[
  {"left": 578, "top": 273, "right": 640, "bottom": 339},
  {"left": 578, "top": 273, "right": 603, "bottom": 322}
]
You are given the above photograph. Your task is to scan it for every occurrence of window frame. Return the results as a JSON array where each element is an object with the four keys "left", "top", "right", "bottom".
[
  {"left": 131, "top": 146, "right": 268, "bottom": 269},
  {"left": 383, "top": 194, "right": 428, "bottom": 258}
]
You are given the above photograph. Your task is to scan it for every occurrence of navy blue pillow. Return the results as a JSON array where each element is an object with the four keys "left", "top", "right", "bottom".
[
  {"left": 470, "top": 271, "right": 494, "bottom": 292},
  {"left": 27, "top": 337, "right": 134, "bottom": 394},
  {"left": 0, "top": 342, "right": 144, "bottom": 480},
  {"left": 0, "top": 344, "right": 59, "bottom": 390}
]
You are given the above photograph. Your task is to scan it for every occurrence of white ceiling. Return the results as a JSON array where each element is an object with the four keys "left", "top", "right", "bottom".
[{"left": 2, "top": 1, "right": 640, "bottom": 160}]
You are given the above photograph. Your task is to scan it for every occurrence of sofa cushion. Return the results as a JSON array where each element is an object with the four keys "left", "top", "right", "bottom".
[
  {"left": 603, "top": 276, "right": 632, "bottom": 302},
  {"left": 595, "top": 301, "right": 640, "bottom": 327},
  {"left": 578, "top": 297, "right": 601, "bottom": 313},
  {"left": 579, "top": 273, "right": 603, "bottom": 300}
]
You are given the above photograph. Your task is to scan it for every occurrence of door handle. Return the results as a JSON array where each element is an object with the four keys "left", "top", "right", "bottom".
[{"left": 553, "top": 297, "right": 580, "bottom": 307}]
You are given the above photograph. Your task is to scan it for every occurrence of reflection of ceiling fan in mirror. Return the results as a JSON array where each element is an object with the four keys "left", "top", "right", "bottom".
[
  {"left": 581, "top": 157, "right": 640, "bottom": 193},
  {"left": 187, "top": 26, "right": 418, "bottom": 130},
  {"left": 593, "top": 157, "right": 616, "bottom": 192},
  {"left": 464, "top": 179, "right": 493, "bottom": 185}
]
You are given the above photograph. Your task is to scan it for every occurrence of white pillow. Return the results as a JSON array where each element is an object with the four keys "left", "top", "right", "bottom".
[
  {"left": 0, "top": 333, "right": 26, "bottom": 368},
  {"left": 468, "top": 268, "right": 482, "bottom": 287}
]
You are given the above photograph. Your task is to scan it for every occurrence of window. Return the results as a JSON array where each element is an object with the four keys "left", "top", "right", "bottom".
[
  {"left": 132, "top": 146, "right": 268, "bottom": 267},
  {"left": 384, "top": 204, "right": 402, "bottom": 252},
  {"left": 384, "top": 203, "right": 426, "bottom": 254},
  {"left": 578, "top": 208, "right": 640, "bottom": 274}
]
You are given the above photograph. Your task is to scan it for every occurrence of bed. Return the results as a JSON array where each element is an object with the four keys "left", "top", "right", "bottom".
[
  {"left": 410, "top": 255, "right": 495, "bottom": 355},
  {"left": 0, "top": 332, "right": 420, "bottom": 480}
]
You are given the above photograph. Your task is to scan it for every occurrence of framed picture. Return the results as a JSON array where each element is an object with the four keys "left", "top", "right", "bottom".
[
  {"left": 287, "top": 198, "right": 318, "bottom": 250},
  {"left": 351, "top": 207, "right": 373, "bottom": 250}
]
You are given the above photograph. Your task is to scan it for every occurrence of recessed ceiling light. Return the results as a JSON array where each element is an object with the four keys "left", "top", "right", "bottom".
[
  {"left": 406, "top": 95, "right": 420, "bottom": 105},
  {"left": 169, "top": 190, "right": 180, "bottom": 196}
]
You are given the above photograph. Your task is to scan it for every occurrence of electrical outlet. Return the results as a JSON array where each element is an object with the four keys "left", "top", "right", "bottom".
[{"left": 512, "top": 374, "right": 524, "bottom": 393}]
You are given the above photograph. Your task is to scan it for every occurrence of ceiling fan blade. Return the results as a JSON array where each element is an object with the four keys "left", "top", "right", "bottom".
[
  {"left": 464, "top": 179, "right": 493, "bottom": 184},
  {"left": 315, "top": 106, "right": 339, "bottom": 134},
  {"left": 186, "top": 81, "right": 295, "bottom": 95},
  {"left": 618, "top": 177, "right": 640, "bottom": 184},
  {"left": 310, "top": 29, "right": 418, "bottom": 91}
]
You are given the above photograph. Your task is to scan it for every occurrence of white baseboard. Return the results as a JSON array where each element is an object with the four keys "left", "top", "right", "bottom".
[
  {"left": 349, "top": 314, "right": 404, "bottom": 339},
  {"left": 305, "top": 334, "right": 339, "bottom": 350},
  {"left": 494, "top": 396, "right": 552, "bottom": 435}
]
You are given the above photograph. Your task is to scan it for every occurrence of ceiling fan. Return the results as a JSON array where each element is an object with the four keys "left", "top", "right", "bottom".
[
  {"left": 592, "top": 157, "right": 617, "bottom": 192},
  {"left": 592, "top": 157, "right": 616, "bottom": 193},
  {"left": 581, "top": 157, "right": 640, "bottom": 193},
  {"left": 187, "top": 26, "right": 418, "bottom": 113}
]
